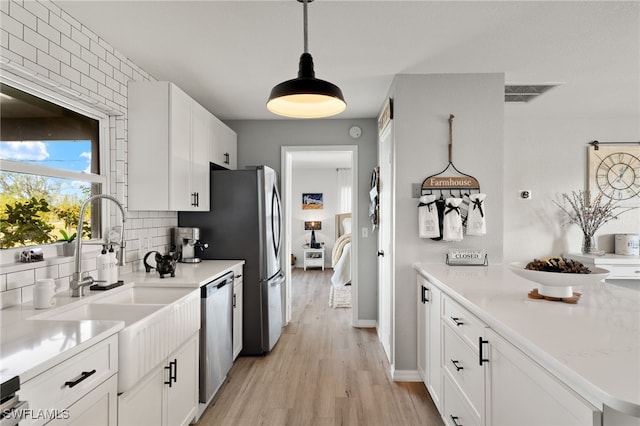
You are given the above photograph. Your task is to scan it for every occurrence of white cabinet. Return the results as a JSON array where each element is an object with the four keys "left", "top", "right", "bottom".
[
  {"left": 416, "top": 275, "right": 442, "bottom": 412},
  {"left": 429, "top": 291, "right": 601, "bottom": 426},
  {"left": 19, "top": 334, "right": 118, "bottom": 426},
  {"left": 441, "top": 296, "right": 487, "bottom": 425},
  {"left": 128, "top": 81, "right": 210, "bottom": 211},
  {"left": 485, "top": 328, "right": 601, "bottom": 426},
  {"left": 233, "top": 264, "right": 244, "bottom": 360},
  {"left": 119, "top": 333, "right": 198, "bottom": 426},
  {"left": 210, "top": 115, "right": 237, "bottom": 170}
]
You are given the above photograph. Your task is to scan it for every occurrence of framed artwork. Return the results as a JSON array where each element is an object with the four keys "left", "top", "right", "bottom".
[
  {"left": 302, "top": 193, "right": 323, "bottom": 210},
  {"left": 587, "top": 142, "right": 640, "bottom": 206}
]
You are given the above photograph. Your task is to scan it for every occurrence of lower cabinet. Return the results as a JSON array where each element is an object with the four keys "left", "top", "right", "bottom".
[
  {"left": 47, "top": 375, "right": 118, "bottom": 426},
  {"left": 417, "top": 279, "right": 603, "bottom": 426},
  {"left": 233, "top": 271, "right": 244, "bottom": 361},
  {"left": 416, "top": 275, "right": 442, "bottom": 412},
  {"left": 485, "top": 328, "right": 601, "bottom": 426},
  {"left": 19, "top": 334, "right": 119, "bottom": 426},
  {"left": 119, "top": 333, "right": 199, "bottom": 426}
]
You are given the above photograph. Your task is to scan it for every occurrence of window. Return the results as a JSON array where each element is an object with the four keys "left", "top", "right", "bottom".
[{"left": 0, "top": 83, "right": 107, "bottom": 249}]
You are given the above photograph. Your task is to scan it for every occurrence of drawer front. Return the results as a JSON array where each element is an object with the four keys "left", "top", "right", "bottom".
[
  {"left": 19, "top": 335, "right": 118, "bottom": 426},
  {"left": 443, "top": 296, "right": 486, "bottom": 351},
  {"left": 611, "top": 265, "right": 640, "bottom": 278},
  {"left": 443, "top": 374, "right": 481, "bottom": 426},
  {"left": 443, "top": 324, "right": 484, "bottom": 421}
]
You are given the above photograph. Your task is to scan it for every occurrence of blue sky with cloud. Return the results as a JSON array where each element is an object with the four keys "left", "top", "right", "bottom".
[{"left": 0, "top": 140, "right": 91, "bottom": 172}]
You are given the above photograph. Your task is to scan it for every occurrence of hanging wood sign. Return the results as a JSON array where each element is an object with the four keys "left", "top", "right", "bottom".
[{"left": 422, "top": 176, "right": 480, "bottom": 190}]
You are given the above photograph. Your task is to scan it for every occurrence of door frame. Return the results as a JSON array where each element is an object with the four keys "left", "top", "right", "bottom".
[{"left": 281, "top": 145, "right": 358, "bottom": 326}]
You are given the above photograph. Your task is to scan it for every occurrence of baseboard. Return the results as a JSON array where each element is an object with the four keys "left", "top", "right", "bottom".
[
  {"left": 352, "top": 319, "right": 376, "bottom": 328},
  {"left": 391, "top": 368, "right": 422, "bottom": 382}
]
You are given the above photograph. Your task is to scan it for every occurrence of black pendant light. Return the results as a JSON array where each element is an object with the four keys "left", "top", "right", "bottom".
[{"left": 267, "top": 0, "right": 346, "bottom": 118}]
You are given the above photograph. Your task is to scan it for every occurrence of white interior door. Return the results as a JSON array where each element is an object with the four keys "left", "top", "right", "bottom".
[{"left": 377, "top": 124, "right": 394, "bottom": 362}]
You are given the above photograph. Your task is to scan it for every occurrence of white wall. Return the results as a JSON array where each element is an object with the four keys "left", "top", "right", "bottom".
[
  {"left": 225, "top": 119, "right": 379, "bottom": 320},
  {"left": 291, "top": 168, "right": 339, "bottom": 268},
  {"left": 390, "top": 73, "right": 505, "bottom": 372},
  {"left": 504, "top": 117, "right": 640, "bottom": 261}
]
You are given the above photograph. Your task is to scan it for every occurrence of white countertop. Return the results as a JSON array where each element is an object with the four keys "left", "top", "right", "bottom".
[
  {"left": 413, "top": 262, "right": 640, "bottom": 417},
  {"left": 0, "top": 260, "right": 244, "bottom": 387}
]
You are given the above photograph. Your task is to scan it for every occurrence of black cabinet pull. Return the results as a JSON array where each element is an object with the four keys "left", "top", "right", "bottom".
[
  {"left": 64, "top": 369, "right": 96, "bottom": 388},
  {"left": 479, "top": 337, "right": 489, "bottom": 366},
  {"left": 450, "top": 415, "right": 463, "bottom": 426},
  {"left": 450, "top": 317, "right": 464, "bottom": 326},
  {"left": 164, "top": 359, "right": 177, "bottom": 386},
  {"left": 224, "top": 152, "right": 230, "bottom": 165},
  {"left": 421, "top": 285, "right": 429, "bottom": 303},
  {"left": 377, "top": 250, "right": 384, "bottom": 257},
  {"left": 164, "top": 364, "right": 173, "bottom": 387},
  {"left": 195, "top": 192, "right": 199, "bottom": 207},
  {"left": 172, "top": 359, "right": 177, "bottom": 383},
  {"left": 233, "top": 293, "right": 237, "bottom": 308},
  {"left": 190, "top": 192, "right": 197, "bottom": 207},
  {"left": 450, "top": 359, "right": 464, "bottom": 371}
]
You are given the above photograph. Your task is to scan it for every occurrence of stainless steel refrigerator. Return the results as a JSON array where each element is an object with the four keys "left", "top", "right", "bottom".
[{"left": 178, "top": 165, "right": 284, "bottom": 355}]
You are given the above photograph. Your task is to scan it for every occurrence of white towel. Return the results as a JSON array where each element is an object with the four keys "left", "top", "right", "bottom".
[
  {"left": 443, "top": 197, "right": 464, "bottom": 241},
  {"left": 418, "top": 195, "right": 440, "bottom": 238},
  {"left": 466, "top": 193, "right": 487, "bottom": 236}
]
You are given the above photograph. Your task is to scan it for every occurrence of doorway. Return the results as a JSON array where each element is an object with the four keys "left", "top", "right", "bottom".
[{"left": 281, "top": 146, "right": 358, "bottom": 326}]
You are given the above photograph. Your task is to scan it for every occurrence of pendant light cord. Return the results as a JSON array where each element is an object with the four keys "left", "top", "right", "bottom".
[{"left": 303, "top": 0, "right": 309, "bottom": 54}]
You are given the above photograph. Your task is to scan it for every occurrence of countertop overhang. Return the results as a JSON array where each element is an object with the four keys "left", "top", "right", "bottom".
[{"left": 413, "top": 262, "right": 640, "bottom": 417}]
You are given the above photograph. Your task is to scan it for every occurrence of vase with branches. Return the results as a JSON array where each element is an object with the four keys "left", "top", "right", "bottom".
[{"left": 555, "top": 190, "right": 636, "bottom": 254}]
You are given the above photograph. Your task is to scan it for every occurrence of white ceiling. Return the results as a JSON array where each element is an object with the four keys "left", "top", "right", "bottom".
[{"left": 54, "top": 1, "right": 639, "bottom": 121}]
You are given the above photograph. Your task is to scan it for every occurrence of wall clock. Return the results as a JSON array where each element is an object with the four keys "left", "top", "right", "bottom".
[{"left": 587, "top": 142, "right": 640, "bottom": 205}]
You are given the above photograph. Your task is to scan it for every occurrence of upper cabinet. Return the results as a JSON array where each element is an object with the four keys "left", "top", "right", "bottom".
[
  {"left": 129, "top": 81, "right": 234, "bottom": 211},
  {"left": 210, "top": 115, "right": 237, "bottom": 170}
]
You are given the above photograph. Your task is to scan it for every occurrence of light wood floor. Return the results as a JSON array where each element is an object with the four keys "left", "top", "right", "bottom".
[{"left": 196, "top": 268, "right": 443, "bottom": 426}]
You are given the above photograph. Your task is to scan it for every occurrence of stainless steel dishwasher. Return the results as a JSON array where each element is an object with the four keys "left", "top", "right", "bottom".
[{"left": 199, "top": 271, "right": 234, "bottom": 404}]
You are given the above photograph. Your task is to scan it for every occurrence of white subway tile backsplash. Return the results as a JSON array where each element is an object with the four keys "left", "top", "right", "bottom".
[
  {"left": 49, "top": 41, "right": 70, "bottom": 64},
  {"left": 70, "top": 26, "right": 89, "bottom": 49},
  {"left": 37, "top": 50, "right": 60, "bottom": 73},
  {"left": 9, "top": 34, "right": 36, "bottom": 61},
  {"left": 0, "top": 289, "right": 21, "bottom": 309},
  {"left": 0, "top": 275, "right": 6, "bottom": 292},
  {"left": 60, "top": 62, "right": 80, "bottom": 83},
  {"left": 10, "top": 3, "right": 36, "bottom": 31},
  {"left": 1, "top": 12, "right": 24, "bottom": 38},
  {"left": 24, "top": 26, "right": 48, "bottom": 51},
  {"left": 21, "top": 285, "right": 34, "bottom": 303},
  {"left": 37, "top": 19, "right": 60, "bottom": 44},
  {"left": 48, "top": 11, "right": 71, "bottom": 36},
  {"left": 1, "top": 29, "right": 8, "bottom": 49},
  {"left": 35, "top": 265, "right": 59, "bottom": 280},
  {"left": 23, "top": 1, "right": 49, "bottom": 22},
  {"left": 7, "top": 269, "right": 35, "bottom": 290}
]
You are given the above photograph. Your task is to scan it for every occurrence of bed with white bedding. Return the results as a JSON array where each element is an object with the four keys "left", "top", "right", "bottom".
[{"left": 330, "top": 213, "right": 352, "bottom": 308}]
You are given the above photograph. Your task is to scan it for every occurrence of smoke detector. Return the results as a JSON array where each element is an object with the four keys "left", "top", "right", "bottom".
[{"left": 505, "top": 84, "right": 561, "bottom": 103}]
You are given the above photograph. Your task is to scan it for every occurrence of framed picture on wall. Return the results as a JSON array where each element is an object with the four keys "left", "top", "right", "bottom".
[
  {"left": 587, "top": 142, "right": 640, "bottom": 207},
  {"left": 302, "top": 193, "right": 323, "bottom": 210}
]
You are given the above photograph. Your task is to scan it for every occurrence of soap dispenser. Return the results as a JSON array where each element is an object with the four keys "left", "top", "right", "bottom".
[{"left": 96, "top": 245, "right": 110, "bottom": 286}]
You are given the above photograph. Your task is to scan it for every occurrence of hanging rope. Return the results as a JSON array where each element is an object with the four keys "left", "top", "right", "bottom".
[{"left": 448, "top": 114, "right": 454, "bottom": 163}]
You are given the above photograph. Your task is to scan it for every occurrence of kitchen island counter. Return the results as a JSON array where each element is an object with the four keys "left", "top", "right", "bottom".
[{"left": 413, "top": 262, "right": 640, "bottom": 418}]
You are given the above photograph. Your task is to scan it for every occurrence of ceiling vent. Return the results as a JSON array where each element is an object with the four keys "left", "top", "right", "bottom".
[{"left": 505, "top": 84, "right": 560, "bottom": 103}]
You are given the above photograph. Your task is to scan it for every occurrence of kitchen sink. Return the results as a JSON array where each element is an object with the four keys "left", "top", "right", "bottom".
[
  {"left": 92, "top": 286, "right": 194, "bottom": 305},
  {"left": 31, "top": 285, "right": 200, "bottom": 393},
  {"left": 40, "top": 303, "right": 162, "bottom": 326}
]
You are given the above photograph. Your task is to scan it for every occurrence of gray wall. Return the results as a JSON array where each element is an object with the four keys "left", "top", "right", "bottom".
[
  {"left": 389, "top": 73, "right": 505, "bottom": 372},
  {"left": 226, "top": 119, "right": 379, "bottom": 321}
]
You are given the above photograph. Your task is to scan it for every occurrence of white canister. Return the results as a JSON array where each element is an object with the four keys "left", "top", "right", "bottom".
[
  {"left": 34, "top": 278, "right": 56, "bottom": 309},
  {"left": 615, "top": 234, "right": 640, "bottom": 256}
]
